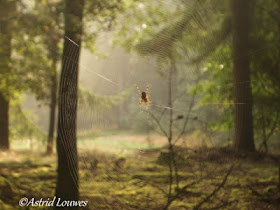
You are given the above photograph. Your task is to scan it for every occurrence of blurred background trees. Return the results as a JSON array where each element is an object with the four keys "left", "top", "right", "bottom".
[
  {"left": 0, "top": 0, "right": 280, "bottom": 208},
  {"left": 1, "top": 0, "right": 279, "bottom": 154}
]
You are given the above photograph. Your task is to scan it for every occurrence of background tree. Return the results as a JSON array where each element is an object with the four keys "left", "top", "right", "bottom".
[
  {"left": 0, "top": 0, "right": 16, "bottom": 150},
  {"left": 38, "top": 1, "right": 63, "bottom": 155},
  {"left": 19, "top": 0, "right": 125, "bottom": 155},
  {"left": 251, "top": 0, "right": 280, "bottom": 152},
  {"left": 15, "top": 0, "right": 63, "bottom": 155}
]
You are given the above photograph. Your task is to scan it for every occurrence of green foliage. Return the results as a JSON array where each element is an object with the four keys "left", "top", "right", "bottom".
[
  {"left": 250, "top": 0, "right": 280, "bottom": 147},
  {"left": 78, "top": 86, "right": 131, "bottom": 112},
  {"left": 192, "top": 45, "right": 234, "bottom": 133},
  {"left": 9, "top": 104, "right": 46, "bottom": 141},
  {"left": 114, "top": 0, "right": 176, "bottom": 53},
  {"left": 12, "top": 36, "right": 53, "bottom": 102},
  {"left": 83, "top": 0, "right": 127, "bottom": 53},
  {"left": 187, "top": 0, "right": 280, "bottom": 148},
  {"left": 13, "top": 0, "right": 129, "bottom": 103}
]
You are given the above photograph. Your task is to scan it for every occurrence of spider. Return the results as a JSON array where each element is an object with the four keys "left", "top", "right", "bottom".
[{"left": 136, "top": 85, "right": 150, "bottom": 105}]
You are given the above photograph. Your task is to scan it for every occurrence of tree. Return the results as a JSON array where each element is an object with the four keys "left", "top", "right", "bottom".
[
  {"left": 20, "top": 0, "right": 124, "bottom": 155},
  {"left": 231, "top": 0, "right": 255, "bottom": 152},
  {"left": 46, "top": 37, "right": 59, "bottom": 155},
  {"left": 55, "top": 0, "right": 84, "bottom": 206},
  {"left": 38, "top": 1, "right": 62, "bottom": 155},
  {"left": 0, "top": 0, "right": 16, "bottom": 150},
  {"left": 19, "top": 0, "right": 63, "bottom": 155}
]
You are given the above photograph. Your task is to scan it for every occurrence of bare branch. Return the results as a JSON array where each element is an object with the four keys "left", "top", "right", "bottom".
[
  {"left": 267, "top": 110, "right": 280, "bottom": 141},
  {"left": 146, "top": 109, "right": 168, "bottom": 138},
  {"left": 164, "top": 175, "right": 212, "bottom": 209},
  {"left": 174, "top": 89, "right": 197, "bottom": 144},
  {"left": 193, "top": 164, "right": 234, "bottom": 210},
  {"left": 135, "top": 177, "right": 167, "bottom": 196}
]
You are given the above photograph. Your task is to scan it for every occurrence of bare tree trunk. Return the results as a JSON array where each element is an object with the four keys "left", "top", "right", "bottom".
[
  {"left": 277, "top": 0, "right": 280, "bottom": 190},
  {"left": 46, "top": 62, "right": 57, "bottom": 155},
  {"left": 55, "top": 0, "right": 84, "bottom": 207},
  {"left": 166, "top": 63, "right": 180, "bottom": 207},
  {"left": 231, "top": 0, "right": 255, "bottom": 152},
  {"left": 167, "top": 66, "right": 174, "bottom": 203},
  {"left": 278, "top": 0, "right": 280, "bottom": 88},
  {"left": 0, "top": 94, "right": 9, "bottom": 150},
  {"left": 0, "top": 0, "right": 15, "bottom": 150},
  {"left": 46, "top": 13, "right": 60, "bottom": 155},
  {"left": 169, "top": 64, "right": 179, "bottom": 187}
]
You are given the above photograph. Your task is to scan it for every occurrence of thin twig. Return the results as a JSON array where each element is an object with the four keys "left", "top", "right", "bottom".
[
  {"left": 174, "top": 91, "right": 197, "bottom": 144},
  {"left": 193, "top": 164, "right": 234, "bottom": 210},
  {"left": 164, "top": 175, "right": 211, "bottom": 209},
  {"left": 135, "top": 177, "right": 167, "bottom": 196},
  {"left": 146, "top": 110, "right": 168, "bottom": 138}
]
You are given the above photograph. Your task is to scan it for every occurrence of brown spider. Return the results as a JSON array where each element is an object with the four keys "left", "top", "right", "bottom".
[{"left": 136, "top": 85, "right": 150, "bottom": 105}]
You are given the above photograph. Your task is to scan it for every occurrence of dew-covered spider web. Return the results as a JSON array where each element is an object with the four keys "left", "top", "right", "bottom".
[{"left": 17, "top": 0, "right": 280, "bottom": 209}]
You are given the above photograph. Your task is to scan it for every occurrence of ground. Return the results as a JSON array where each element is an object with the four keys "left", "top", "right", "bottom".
[{"left": 0, "top": 133, "right": 280, "bottom": 209}]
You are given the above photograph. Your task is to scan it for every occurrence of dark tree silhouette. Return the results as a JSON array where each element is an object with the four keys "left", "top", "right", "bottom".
[
  {"left": 0, "top": 0, "right": 16, "bottom": 150},
  {"left": 55, "top": 0, "right": 84, "bottom": 207},
  {"left": 231, "top": 0, "right": 255, "bottom": 152},
  {"left": 0, "top": 93, "right": 9, "bottom": 150}
]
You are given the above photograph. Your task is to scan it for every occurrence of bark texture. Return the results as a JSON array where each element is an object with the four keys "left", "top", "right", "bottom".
[
  {"left": 231, "top": 0, "right": 255, "bottom": 152},
  {"left": 55, "top": 0, "right": 84, "bottom": 207}
]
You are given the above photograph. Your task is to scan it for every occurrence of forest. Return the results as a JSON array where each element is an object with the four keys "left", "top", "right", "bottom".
[{"left": 0, "top": 0, "right": 280, "bottom": 209}]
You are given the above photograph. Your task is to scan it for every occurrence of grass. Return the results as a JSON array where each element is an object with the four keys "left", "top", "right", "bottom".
[
  {"left": 78, "top": 133, "right": 166, "bottom": 154},
  {"left": 0, "top": 134, "right": 280, "bottom": 209}
]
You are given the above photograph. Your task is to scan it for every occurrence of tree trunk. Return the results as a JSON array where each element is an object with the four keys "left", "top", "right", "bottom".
[
  {"left": 0, "top": 0, "right": 15, "bottom": 151},
  {"left": 46, "top": 62, "right": 57, "bottom": 155},
  {"left": 55, "top": 0, "right": 84, "bottom": 207},
  {"left": 278, "top": 0, "right": 280, "bottom": 90},
  {"left": 167, "top": 65, "right": 174, "bottom": 203},
  {"left": 0, "top": 93, "right": 9, "bottom": 150},
  {"left": 231, "top": 0, "right": 255, "bottom": 152},
  {"left": 277, "top": 0, "right": 280, "bottom": 191}
]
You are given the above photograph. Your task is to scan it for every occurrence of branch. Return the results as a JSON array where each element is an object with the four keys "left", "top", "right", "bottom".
[
  {"left": 164, "top": 175, "right": 212, "bottom": 209},
  {"left": 249, "top": 186, "right": 275, "bottom": 205},
  {"left": 174, "top": 89, "right": 198, "bottom": 144},
  {"left": 193, "top": 164, "right": 234, "bottom": 210},
  {"left": 267, "top": 110, "right": 280, "bottom": 141},
  {"left": 146, "top": 110, "right": 169, "bottom": 138},
  {"left": 135, "top": 177, "right": 167, "bottom": 196}
]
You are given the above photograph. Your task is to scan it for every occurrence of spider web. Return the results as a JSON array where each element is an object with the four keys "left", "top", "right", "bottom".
[{"left": 17, "top": 0, "right": 279, "bottom": 209}]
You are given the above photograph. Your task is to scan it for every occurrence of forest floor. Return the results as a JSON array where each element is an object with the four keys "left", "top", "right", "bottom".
[{"left": 0, "top": 133, "right": 280, "bottom": 209}]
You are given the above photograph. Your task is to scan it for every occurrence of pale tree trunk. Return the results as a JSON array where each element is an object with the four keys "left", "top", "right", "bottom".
[
  {"left": 55, "top": 0, "right": 84, "bottom": 207},
  {"left": 46, "top": 13, "right": 60, "bottom": 155},
  {"left": 46, "top": 61, "right": 57, "bottom": 155},
  {"left": 231, "top": 0, "right": 255, "bottom": 152}
]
